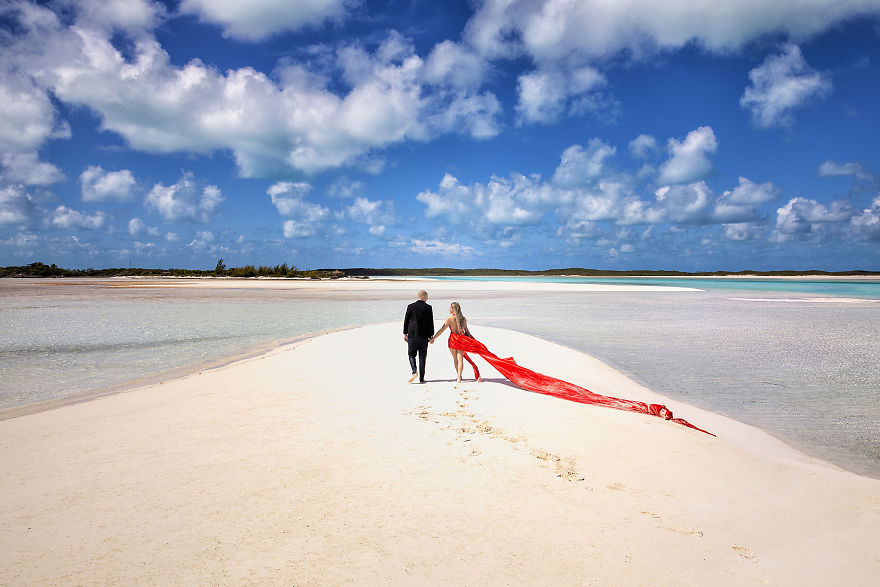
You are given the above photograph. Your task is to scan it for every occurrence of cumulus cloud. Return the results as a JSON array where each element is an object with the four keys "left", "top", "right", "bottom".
[
  {"left": 0, "top": 67, "right": 70, "bottom": 153},
  {"left": 268, "top": 181, "right": 330, "bottom": 238},
  {"left": 515, "top": 66, "right": 605, "bottom": 125},
  {"left": 657, "top": 126, "right": 718, "bottom": 185},
  {"left": 465, "top": 0, "right": 880, "bottom": 62},
  {"left": 629, "top": 134, "right": 659, "bottom": 159},
  {"left": 80, "top": 165, "right": 137, "bottom": 202},
  {"left": 50, "top": 205, "right": 106, "bottom": 230},
  {"left": 772, "top": 196, "right": 852, "bottom": 241},
  {"left": 423, "top": 41, "right": 487, "bottom": 90},
  {"left": 416, "top": 142, "right": 780, "bottom": 237},
  {"left": 128, "top": 217, "right": 158, "bottom": 238},
  {"left": 346, "top": 197, "right": 395, "bottom": 231},
  {"left": 144, "top": 173, "right": 223, "bottom": 222},
  {"left": 740, "top": 44, "right": 831, "bottom": 128},
  {"left": 551, "top": 140, "right": 616, "bottom": 188},
  {"left": 2, "top": 8, "right": 501, "bottom": 178},
  {"left": 722, "top": 222, "right": 767, "bottom": 241},
  {"left": 0, "top": 185, "right": 41, "bottom": 226},
  {"left": 712, "top": 177, "right": 780, "bottom": 223},
  {"left": 68, "top": 0, "right": 166, "bottom": 33},
  {"left": 654, "top": 182, "right": 713, "bottom": 224},
  {"left": 417, "top": 172, "right": 552, "bottom": 227},
  {"left": 849, "top": 195, "right": 880, "bottom": 241},
  {"left": 0, "top": 152, "right": 65, "bottom": 186},
  {"left": 180, "top": 0, "right": 352, "bottom": 41},
  {"left": 409, "top": 239, "right": 477, "bottom": 257},
  {"left": 326, "top": 177, "right": 366, "bottom": 199}
]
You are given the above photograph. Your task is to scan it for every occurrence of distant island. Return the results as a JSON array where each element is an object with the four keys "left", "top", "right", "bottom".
[{"left": 2, "top": 261, "right": 878, "bottom": 279}]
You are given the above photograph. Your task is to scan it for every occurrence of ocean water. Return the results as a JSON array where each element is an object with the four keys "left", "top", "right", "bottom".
[
  {"left": 430, "top": 275, "right": 880, "bottom": 299},
  {"left": 1, "top": 277, "right": 878, "bottom": 479}
]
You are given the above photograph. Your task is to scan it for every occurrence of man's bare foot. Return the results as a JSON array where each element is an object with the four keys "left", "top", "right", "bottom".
[{"left": 409, "top": 373, "right": 418, "bottom": 383}]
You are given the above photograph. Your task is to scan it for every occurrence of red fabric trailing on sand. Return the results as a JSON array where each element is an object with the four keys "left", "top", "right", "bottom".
[{"left": 448, "top": 332, "right": 714, "bottom": 436}]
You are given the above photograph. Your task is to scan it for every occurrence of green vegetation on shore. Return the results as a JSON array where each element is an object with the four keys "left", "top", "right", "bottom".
[
  {"left": 2, "top": 261, "right": 878, "bottom": 279},
  {"left": 0, "top": 261, "right": 347, "bottom": 279}
]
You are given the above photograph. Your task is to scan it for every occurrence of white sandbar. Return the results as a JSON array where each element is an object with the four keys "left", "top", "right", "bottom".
[{"left": 1, "top": 323, "right": 877, "bottom": 584}]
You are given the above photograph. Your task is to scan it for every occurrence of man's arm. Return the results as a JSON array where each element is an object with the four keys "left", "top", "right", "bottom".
[{"left": 403, "top": 305, "right": 411, "bottom": 341}]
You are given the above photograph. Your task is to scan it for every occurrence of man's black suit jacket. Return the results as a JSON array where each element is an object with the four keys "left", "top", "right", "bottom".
[{"left": 403, "top": 300, "right": 435, "bottom": 339}]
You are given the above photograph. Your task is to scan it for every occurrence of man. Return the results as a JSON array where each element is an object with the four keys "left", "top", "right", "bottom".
[{"left": 403, "top": 289, "right": 434, "bottom": 383}]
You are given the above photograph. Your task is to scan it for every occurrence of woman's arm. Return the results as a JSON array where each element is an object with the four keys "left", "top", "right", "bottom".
[{"left": 430, "top": 320, "right": 448, "bottom": 343}]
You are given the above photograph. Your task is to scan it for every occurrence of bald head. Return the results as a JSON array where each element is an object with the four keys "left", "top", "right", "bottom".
[{"left": 417, "top": 290, "right": 428, "bottom": 301}]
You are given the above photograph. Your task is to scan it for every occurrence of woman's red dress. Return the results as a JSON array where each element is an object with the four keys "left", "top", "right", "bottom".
[{"left": 448, "top": 332, "right": 713, "bottom": 436}]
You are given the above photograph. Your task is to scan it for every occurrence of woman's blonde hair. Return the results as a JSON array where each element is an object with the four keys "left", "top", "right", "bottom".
[{"left": 450, "top": 301, "right": 465, "bottom": 332}]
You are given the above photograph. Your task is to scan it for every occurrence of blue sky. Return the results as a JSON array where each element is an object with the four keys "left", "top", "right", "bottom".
[{"left": 1, "top": 0, "right": 879, "bottom": 271}]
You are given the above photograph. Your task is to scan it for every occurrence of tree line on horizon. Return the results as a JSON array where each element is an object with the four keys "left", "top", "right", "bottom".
[
  {"left": 0, "top": 260, "right": 346, "bottom": 279},
  {"left": 1, "top": 261, "right": 878, "bottom": 279}
]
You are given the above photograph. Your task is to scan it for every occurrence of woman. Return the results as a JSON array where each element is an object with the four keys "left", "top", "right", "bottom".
[{"left": 430, "top": 301, "right": 480, "bottom": 383}]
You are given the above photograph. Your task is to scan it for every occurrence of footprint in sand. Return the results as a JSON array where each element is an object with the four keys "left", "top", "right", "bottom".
[
  {"left": 640, "top": 512, "right": 703, "bottom": 536},
  {"left": 733, "top": 546, "right": 758, "bottom": 562}
]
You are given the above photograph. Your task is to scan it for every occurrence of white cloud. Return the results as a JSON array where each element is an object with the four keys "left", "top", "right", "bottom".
[
  {"left": 50, "top": 205, "right": 106, "bottom": 230},
  {"left": 515, "top": 66, "right": 604, "bottom": 125},
  {"left": 409, "top": 239, "right": 477, "bottom": 257},
  {"left": 552, "top": 139, "right": 615, "bottom": 188},
  {"left": 68, "top": 0, "right": 166, "bottom": 33},
  {"left": 657, "top": 126, "right": 718, "bottom": 184},
  {"left": 556, "top": 219, "right": 602, "bottom": 242},
  {"left": 740, "top": 44, "right": 831, "bottom": 128},
  {"left": 326, "top": 177, "right": 365, "bottom": 199},
  {"left": 3, "top": 9, "right": 501, "bottom": 177},
  {"left": 268, "top": 181, "right": 330, "bottom": 238},
  {"left": 655, "top": 182, "right": 713, "bottom": 224},
  {"left": 426, "top": 91, "right": 502, "bottom": 140},
  {"left": 720, "top": 177, "right": 779, "bottom": 205},
  {"left": 629, "top": 134, "right": 658, "bottom": 159},
  {"left": 722, "top": 222, "right": 766, "bottom": 241},
  {"left": 818, "top": 160, "right": 873, "bottom": 181},
  {"left": 144, "top": 173, "right": 223, "bottom": 222},
  {"left": 0, "top": 67, "right": 69, "bottom": 153},
  {"left": 1, "top": 232, "right": 39, "bottom": 248},
  {"left": 179, "top": 0, "right": 351, "bottom": 42},
  {"left": 346, "top": 196, "right": 395, "bottom": 228},
  {"left": 416, "top": 173, "right": 479, "bottom": 223},
  {"left": 712, "top": 177, "right": 779, "bottom": 223},
  {"left": 465, "top": 0, "right": 880, "bottom": 62},
  {"left": 849, "top": 195, "right": 880, "bottom": 241},
  {"left": 80, "top": 165, "right": 137, "bottom": 202},
  {"left": 772, "top": 196, "right": 852, "bottom": 241},
  {"left": 417, "top": 172, "right": 552, "bottom": 227},
  {"left": 0, "top": 152, "right": 65, "bottom": 186},
  {"left": 423, "top": 41, "right": 487, "bottom": 90},
  {"left": 128, "top": 217, "right": 159, "bottom": 238},
  {"left": 0, "top": 185, "right": 41, "bottom": 226}
]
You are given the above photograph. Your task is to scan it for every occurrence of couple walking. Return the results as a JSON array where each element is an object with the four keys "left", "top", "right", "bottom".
[
  {"left": 403, "top": 290, "right": 479, "bottom": 384},
  {"left": 402, "top": 291, "right": 713, "bottom": 435}
]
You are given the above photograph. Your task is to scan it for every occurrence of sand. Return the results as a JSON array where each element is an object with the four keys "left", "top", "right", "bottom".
[
  {"left": 102, "top": 275, "right": 702, "bottom": 293},
  {"left": 1, "top": 322, "right": 878, "bottom": 585}
]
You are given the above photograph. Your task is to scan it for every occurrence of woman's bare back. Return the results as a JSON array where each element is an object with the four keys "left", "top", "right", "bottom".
[{"left": 446, "top": 315, "right": 468, "bottom": 336}]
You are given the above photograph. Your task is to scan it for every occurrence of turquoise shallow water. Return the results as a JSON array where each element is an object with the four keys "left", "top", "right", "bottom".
[
  {"left": 1, "top": 277, "right": 878, "bottom": 478},
  {"left": 428, "top": 275, "right": 880, "bottom": 299}
]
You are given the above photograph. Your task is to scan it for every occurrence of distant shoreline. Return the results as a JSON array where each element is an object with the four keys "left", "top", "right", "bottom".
[{"left": 2, "top": 261, "right": 879, "bottom": 280}]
